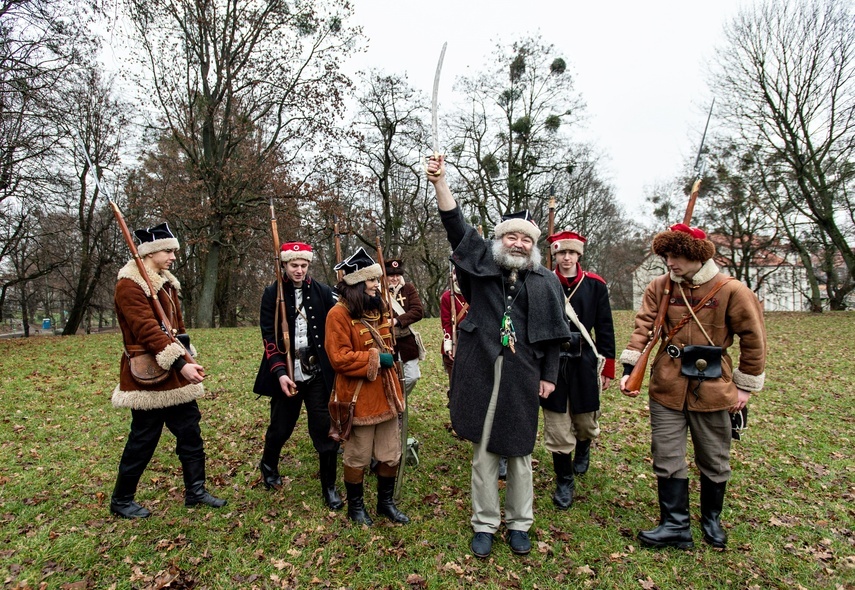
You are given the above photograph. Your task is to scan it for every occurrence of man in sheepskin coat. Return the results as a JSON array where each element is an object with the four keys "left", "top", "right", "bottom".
[
  {"left": 425, "top": 157, "right": 571, "bottom": 559},
  {"left": 620, "top": 223, "right": 766, "bottom": 549},
  {"left": 109, "top": 223, "right": 225, "bottom": 518}
]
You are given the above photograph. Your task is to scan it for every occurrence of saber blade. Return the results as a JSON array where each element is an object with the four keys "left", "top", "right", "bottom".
[{"left": 431, "top": 42, "right": 447, "bottom": 156}]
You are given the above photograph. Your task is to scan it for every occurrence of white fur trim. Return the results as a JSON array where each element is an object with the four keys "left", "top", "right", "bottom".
[
  {"left": 137, "top": 237, "right": 180, "bottom": 257},
  {"left": 280, "top": 250, "right": 314, "bottom": 263},
  {"left": 672, "top": 259, "right": 719, "bottom": 286},
  {"left": 620, "top": 349, "right": 642, "bottom": 366},
  {"left": 111, "top": 382, "right": 204, "bottom": 410},
  {"left": 156, "top": 341, "right": 186, "bottom": 370},
  {"left": 550, "top": 239, "right": 584, "bottom": 255},
  {"left": 733, "top": 369, "right": 765, "bottom": 392},
  {"left": 343, "top": 263, "right": 382, "bottom": 285},
  {"left": 117, "top": 260, "right": 181, "bottom": 296},
  {"left": 494, "top": 218, "right": 541, "bottom": 242}
]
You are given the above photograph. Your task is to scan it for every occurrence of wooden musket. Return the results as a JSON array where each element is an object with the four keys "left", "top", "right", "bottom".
[
  {"left": 269, "top": 197, "right": 296, "bottom": 394},
  {"left": 80, "top": 141, "right": 195, "bottom": 367}
]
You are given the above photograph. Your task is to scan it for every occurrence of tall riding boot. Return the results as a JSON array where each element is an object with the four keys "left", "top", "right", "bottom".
[
  {"left": 259, "top": 442, "right": 282, "bottom": 490},
  {"left": 182, "top": 459, "right": 227, "bottom": 508},
  {"left": 319, "top": 452, "right": 344, "bottom": 510},
  {"left": 638, "top": 477, "right": 693, "bottom": 549},
  {"left": 700, "top": 474, "right": 728, "bottom": 548},
  {"left": 551, "top": 452, "right": 575, "bottom": 510},
  {"left": 110, "top": 473, "right": 151, "bottom": 519},
  {"left": 376, "top": 465, "right": 410, "bottom": 524},
  {"left": 344, "top": 465, "right": 372, "bottom": 525},
  {"left": 573, "top": 439, "right": 592, "bottom": 475}
]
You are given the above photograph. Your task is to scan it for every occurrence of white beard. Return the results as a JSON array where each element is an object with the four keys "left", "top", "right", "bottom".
[{"left": 491, "top": 239, "right": 541, "bottom": 271}]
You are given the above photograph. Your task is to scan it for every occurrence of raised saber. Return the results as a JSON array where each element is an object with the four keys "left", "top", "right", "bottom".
[{"left": 426, "top": 42, "right": 447, "bottom": 176}]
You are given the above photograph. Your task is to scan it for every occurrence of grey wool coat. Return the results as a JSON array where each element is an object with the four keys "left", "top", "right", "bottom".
[{"left": 440, "top": 207, "right": 571, "bottom": 457}]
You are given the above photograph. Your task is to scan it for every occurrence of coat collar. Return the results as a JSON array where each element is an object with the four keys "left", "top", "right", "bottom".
[
  {"left": 117, "top": 259, "right": 181, "bottom": 297},
  {"left": 671, "top": 258, "right": 719, "bottom": 286}
]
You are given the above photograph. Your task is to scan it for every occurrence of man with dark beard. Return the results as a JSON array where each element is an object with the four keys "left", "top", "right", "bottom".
[
  {"left": 425, "top": 157, "right": 570, "bottom": 558},
  {"left": 324, "top": 248, "right": 409, "bottom": 526}
]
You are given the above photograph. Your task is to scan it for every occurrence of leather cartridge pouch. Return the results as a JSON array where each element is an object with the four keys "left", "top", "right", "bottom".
[
  {"left": 297, "top": 346, "right": 320, "bottom": 376},
  {"left": 126, "top": 345, "right": 170, "bottom": 385},
  {"left": 327, "top": 381, "right": 363, "bottom": 443},
  {"left": 559, "top": 333, "right": 582, "bottom": 359},
  {"left": 680, "top": 345, "right": 722, "bottom": 380}
]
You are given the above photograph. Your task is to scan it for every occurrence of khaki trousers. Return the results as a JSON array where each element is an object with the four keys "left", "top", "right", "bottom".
[
  {"left": 343, "top": 418, "right": 401, "bottom": 471},
  {"left": 470, "top": 356, "right": 534, "bottom": 534},
  {"left": 542, "top": 409, "right": 601, "bottom": 454}
]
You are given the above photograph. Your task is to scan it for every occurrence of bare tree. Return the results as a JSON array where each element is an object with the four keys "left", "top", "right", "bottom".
[
  {"left": 710, "top": 0, "right": 855, "bottom": 309},
  {"left": 448, "top": 35, "right": 586, "bottom": 231},
  {"left": 121, "top": 0, "right": 359, "bottom": 327}
]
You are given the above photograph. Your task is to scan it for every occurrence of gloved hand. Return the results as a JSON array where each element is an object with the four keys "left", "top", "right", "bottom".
[{"left": 379, "top": 353, "right": 394, "bottom": 368}]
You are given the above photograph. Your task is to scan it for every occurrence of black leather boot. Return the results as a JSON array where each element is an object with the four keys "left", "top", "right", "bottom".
[
  {"left": 573, "top": 439, "right": 591, "bottom": 474},
  {"left": 700, "top": 474, "right": 728, "bottom": 548},
  {"left": 344, "top": 481, "right": 373, "bottom": 525},
  {"left": 182, "top": 459, "right": 227, "bottom": 508},
  {"left": 319, "top": 452, "right": 344, "bottom": 510},
  {"left": 259, "top": 460, "right": 282, "bottom": 490},
  {"left": 376, "top": 475, "right": 410, "bottom": 524},
  {"left": 551, "top": 452, "right": 575, "bottom": 510},
  {"left": 638, "top": 477, "right": 694, "bottom": 549},
  {"left": 259, "top": 441, "right": 282, "bottom": 490},
  {"left": 110, "top": 474, "right": 151, "bottom": 519}
]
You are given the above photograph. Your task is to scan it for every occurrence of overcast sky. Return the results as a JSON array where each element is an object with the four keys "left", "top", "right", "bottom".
[{"left": 344, "top": 0, "right": 747, "bottom": 217}]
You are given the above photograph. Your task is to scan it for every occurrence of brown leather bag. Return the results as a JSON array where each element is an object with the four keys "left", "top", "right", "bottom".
[
  {"left": 327, "top": 381, "right": 362, "bottom": 443},
  {"left": 126, "top": 345, "right": 169, "bottom": 385}
]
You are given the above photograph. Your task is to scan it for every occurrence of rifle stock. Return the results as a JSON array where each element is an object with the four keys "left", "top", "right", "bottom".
[
  {"left": 625, "top": 277, "right": 671, "bottom": 392},
  {"left": 269, "top": 199, "right": 296, "bottom": 394}
]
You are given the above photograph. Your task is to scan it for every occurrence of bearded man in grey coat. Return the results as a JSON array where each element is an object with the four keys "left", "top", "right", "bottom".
[{"left": 426, "top": 157, "right": 570, "bottom": 558}]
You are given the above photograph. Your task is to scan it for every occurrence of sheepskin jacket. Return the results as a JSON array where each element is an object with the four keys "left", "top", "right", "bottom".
[
  {"left": 620, "top": 260, "right": 767, "bottom": 412},
  {"left": 324, "top": 303, "right": 405, "bottom": 426},
  {"left": 111, "top": 260, "right": 203, "bottom": 410}
]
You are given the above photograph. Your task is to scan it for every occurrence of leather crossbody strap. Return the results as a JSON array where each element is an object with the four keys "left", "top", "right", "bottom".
[{"left": 663, "top": 277, "right": 734, "bottom": 344}]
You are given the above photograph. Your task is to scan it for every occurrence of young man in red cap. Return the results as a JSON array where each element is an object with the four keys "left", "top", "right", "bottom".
[
  {"left": 253, "top": 241, "right": 343, "bottom": 511},
  {"left": 542, "top": 230, "right": 615, "bottom": 510},
  {"left": 110, "top": 222, "right": 226, "bottom": 518},
  {"left": 620, "top": 223, "right": 766, "bottom": 549},
  {"left": 426, "top": 157, "right": 570, "bottom": 558}
]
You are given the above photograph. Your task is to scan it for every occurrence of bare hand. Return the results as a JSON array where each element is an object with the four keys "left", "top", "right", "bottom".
[
  {"left": 601, "top": 376, "right": 612, "bottom": 391},
  {"left": 729, "top": 388, "right": 750, "bottom": 413},
  {"left": 538, "top": 380, "right": 555, "bottom": 399},
  {"left": 180, "top": 363, "right": 205, "bottom": 384},
  {"left": 619, "top": 375, "right": 639, "bottom": 397},
  {"left": 279, "top": 375, "right": 298, "bottom": 397},
  {"left": 425, "top": 155, "right": 444, "bottom": 182}
]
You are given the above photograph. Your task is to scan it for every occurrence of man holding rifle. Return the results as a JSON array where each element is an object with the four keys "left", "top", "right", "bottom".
[
  {"left": 619, "top": 223, "right": 766, "bottom": 549},
  {"left": 110, "top": 223, "right": 226, "bottom": 518},
  {"left": 542, "top": 230, "right": 615, "bottom": 510},
  {"left": 253, "top": 241, "right": 343, "bottom": 511}
]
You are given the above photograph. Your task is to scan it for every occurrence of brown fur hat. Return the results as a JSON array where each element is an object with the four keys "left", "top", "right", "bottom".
[{"left": 652, "top": 223, "right": 716, "bottom": 262}]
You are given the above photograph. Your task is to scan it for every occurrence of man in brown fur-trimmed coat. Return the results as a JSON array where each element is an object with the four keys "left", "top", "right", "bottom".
[
  {"left": 620, "top": 223, "right": 766, "bottom": 549},
  {"left": 110, "top": 223, "right": 226, "bottom": 519}
]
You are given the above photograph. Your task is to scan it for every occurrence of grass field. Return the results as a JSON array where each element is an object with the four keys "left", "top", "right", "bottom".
[{"left": 1, "top": 311, "right": 853, "bottom": 589}]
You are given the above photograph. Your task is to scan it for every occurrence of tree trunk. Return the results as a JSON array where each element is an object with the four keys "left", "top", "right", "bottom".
[{"left": 195, "top": 225, "right": 221, "bottom": 328}]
